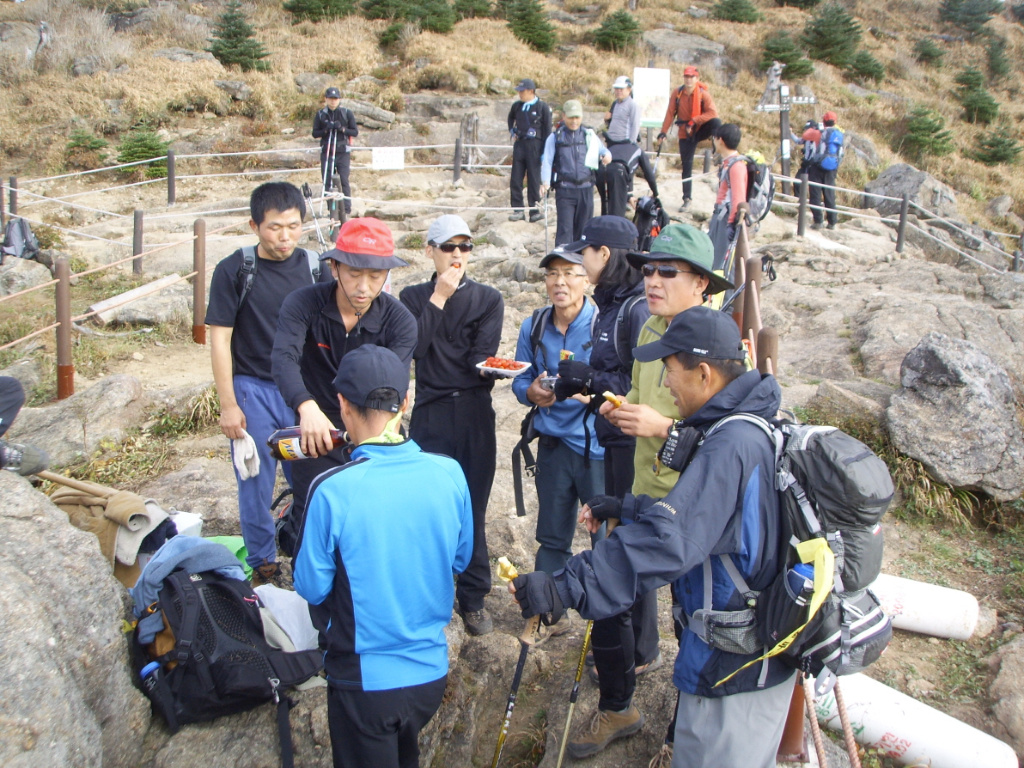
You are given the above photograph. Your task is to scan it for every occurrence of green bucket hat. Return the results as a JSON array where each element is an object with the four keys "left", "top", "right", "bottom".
[{"left": 627, "top": 223, "right": 734, "bottom": 294}]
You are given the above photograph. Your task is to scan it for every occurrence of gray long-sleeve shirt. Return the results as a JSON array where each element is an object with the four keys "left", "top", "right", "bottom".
[{"left": 606, "top": 96, "right": 642, "bottom": 144}]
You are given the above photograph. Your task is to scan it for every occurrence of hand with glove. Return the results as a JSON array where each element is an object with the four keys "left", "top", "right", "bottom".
[
  {"left": 509, "top": 570, "right": 565, "bottom": 625},
  {"left": 231, "top": 429, "right": 261, "bottom": 480},
  {"left": 579, "top": 494, "right": 622, "bottom": 534},
  {"left": 656, "top": 131, "right": 667, "bottom": 143},
  {"left": 554, "top": 358, "right": 595, "bottom": 401}
]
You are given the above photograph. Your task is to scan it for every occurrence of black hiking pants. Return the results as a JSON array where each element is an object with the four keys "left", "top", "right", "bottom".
[
  {"left": 321, "top": 146, "right": 352, "bottom": 213},
  {"left": 596, "top": 161, "right": 632, "bottom": 218},
  {"left": 510, "top": 137, "right": 542, "bottom": 215},
  {"left": 591, "top": 443, "right": 661, "bottom": 712},
  {"left": 0, "top": 376, "right": 25, "bottom": 438},
  {"left": 678, "top": 118, "right": 722, "bottom": 201},
  {"left": 808, "top": 165, "right": 838, "bottom": 226}
]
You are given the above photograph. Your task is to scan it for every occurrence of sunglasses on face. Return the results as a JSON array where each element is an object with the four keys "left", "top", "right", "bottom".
[
  {"left": 641, "top": 264, "right": 697, "bottom": 278},
  {"left": 433, "top": 242, "right": 474, "bottom": 253}
]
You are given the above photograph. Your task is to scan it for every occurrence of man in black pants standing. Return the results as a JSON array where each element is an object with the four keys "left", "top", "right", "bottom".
[
  {"left": 312, "top": 86, "right": 358, "bottom": 213},
  {"left": 656, "top": 66, "right": 721, "bottom": 213},
  {"left": 508, "top": 78, "right": 552, "bottom": 223},
  {"left": 400, "top": 214, "right": 504, "bottom": 636}
]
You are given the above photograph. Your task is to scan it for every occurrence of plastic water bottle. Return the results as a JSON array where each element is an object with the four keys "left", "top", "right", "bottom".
[
  {"left": 787, "top": 563, "right": 814, "bottom": 600},
  {"left": 140, "top": 661, "right": 161, "bottom": 693}
]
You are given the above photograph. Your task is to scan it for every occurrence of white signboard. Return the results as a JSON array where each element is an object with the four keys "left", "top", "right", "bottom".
[
  {"left": 371, "top": 146, "right": 405, "bottom": 171},
  {"left": 633, "top": 67, "right": 672, "bottom": 129}
]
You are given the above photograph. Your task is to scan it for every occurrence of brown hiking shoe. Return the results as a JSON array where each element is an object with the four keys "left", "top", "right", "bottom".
[
  {"left": 521, "top": 613, "right": 572, "bottom": 646},
  {"left": 251, "top": 561, "right": 284, "bottom": 589},
  {"left": 567, "top": 704, "right": 645, "bottom": 758},
  {"left": 648, "top": 743, "right": 674, "bottom": 768}
]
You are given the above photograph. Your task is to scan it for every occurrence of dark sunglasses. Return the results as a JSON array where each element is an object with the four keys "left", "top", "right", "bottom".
[
  {"left": 641, "top": 264, "right": 697, "bottom": 278},
  {"left": 433, "top": 241, "right": 474, "bottom": 253}
]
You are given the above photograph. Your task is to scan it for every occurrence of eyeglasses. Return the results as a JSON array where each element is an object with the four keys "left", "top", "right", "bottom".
[
  {"left": 432, "top": 241, "right": 474, "bottom": 253},
  {"left": 641, "top": 264, "right": 698, "bottom": 279},
  {"left": 545, "top": 269, "right": 588, "bottom": 280}
]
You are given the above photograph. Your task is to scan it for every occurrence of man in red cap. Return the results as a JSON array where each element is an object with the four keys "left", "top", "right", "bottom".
[
  {"left": 272, "top": 217, "right": 418, "bottom": 519},
  {"left": 657, "top": 66, "right": 722, "bottom": 212},
  {"left": 807, "top": 110, "right": 845, "bottom": 230}
]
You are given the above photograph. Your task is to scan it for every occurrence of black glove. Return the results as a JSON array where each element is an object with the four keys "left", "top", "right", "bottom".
[
  {"left": 554, "top": 359, "right": 595, "bottom": 400},
  {"left": 657, "top": 132, "right": 667, "bottom": 141},
  {"left": 511, "top": 571, "right": 565, "bottom": 625},
  {"left": 585, "top": 494, "right": 622, "bottom": 521}
]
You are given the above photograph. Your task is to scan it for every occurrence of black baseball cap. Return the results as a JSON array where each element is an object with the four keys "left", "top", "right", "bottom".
[
  {"left": 325, "top": 87, "right": 341, "bottom": 98},
  {"left": 633, "top": 306, "right": 746, "bottom": 363},
  {"left": 332, "top": 345, "right": 409, "bottom": 413},
  {"left": 539, "top": 245, "right": 583, "bottom": 268},
  {"left": 515, "top": 78, "right": 537, "bottom": 92},
  {"left": 563, "top": 216, "right": 638, "bottom": 254}
]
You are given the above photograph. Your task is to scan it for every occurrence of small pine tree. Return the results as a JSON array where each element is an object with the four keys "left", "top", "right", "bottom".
[
  {"left": 454, "top": 0, "right": 490, "bottom": 18},
  {"left": 899, "top": 106, "right": 954, "bottom": 162},
  {"left": 117, "top": 128, "right": 170, "bottom": 180},
  {"left": 593, "top": 10, "right": 641, "bottom": 52},
  {"left": 774, "top": 0, "right": 820, "bottom": 9},
  {"left": 959, "top": 87, "right": 999, "bottom": 123},
  {"left": 802, "top": 3, "right": 862, "bottom": 69},
  {"left": 972, "top": 126, "right": 1023, "bottom": 165},
  {"left": 66, "top": 129, "right": 109, "bottom": 170},
  {"left": 986, "top": 35, "right": 1010, "bottom": 81},
  {"left": 713, "top": 0, "right": 761, "bottom": 22},
  {"left": 413, "top": 0, "right": 457, "bottom": 32},
  {"left": 282, "top": 0, "right": 357, "bottom": 22},
  {"left": 508, "top": 0, "right": 556, "bottom": 52},
  {"left": 379, "top": 21, "right": 405, "bottom": 45},
  {"left": 363, "top": 0, "right": 413, "bottom": 19},
  {"left": 913, "top": 38, "right": 944, "bottom": 67},
  {"left": 207, "top": 0, "right": 270, "bottom": 72},
  {"left": 759, "top": 32, "right": 814, "bottom": 78},
  {"left": 845, "top": 49, "right": 884, "bottom": 84},
  {"left": 938, "top": 0, "right": 1001, "bottom": 37},
  {"left": 954, "top": 66, "right": 984, "bottom": 90}
]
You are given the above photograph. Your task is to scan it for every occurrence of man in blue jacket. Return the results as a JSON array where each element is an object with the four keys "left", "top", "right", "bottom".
[
  {"left": 512, "top": 246, "right": 604, "bottom": 645},
  {"left": 294, "top": 345, "right": 473, "bottom": 768},
  {"left": 511, "top": 307, "right": 796, "bottom": 768}
]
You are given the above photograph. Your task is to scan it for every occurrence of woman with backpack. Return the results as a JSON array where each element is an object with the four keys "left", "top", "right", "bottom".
[{"left": 552, "top": 216, "right": 660, "bottom": 759}]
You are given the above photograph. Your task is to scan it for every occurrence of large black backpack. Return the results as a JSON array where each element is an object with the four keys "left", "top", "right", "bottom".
[{"left": 133, "top": 569, "right": 322, "bottom": 767}]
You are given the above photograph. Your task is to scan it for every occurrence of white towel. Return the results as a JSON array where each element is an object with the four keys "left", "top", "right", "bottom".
[{"left": 232, "top": 430, "right": 260, "bottom": 480}]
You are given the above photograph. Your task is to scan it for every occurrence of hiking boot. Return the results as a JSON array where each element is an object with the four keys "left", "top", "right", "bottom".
[
  {"left": 508, "top": 210, "right": 525, "bottom": 221},
  {"left": 678, "top": 199, "right": 691, "bottom": 212},
  {"left": 458, "top": 606, "right": 494, "bottom": 636},
  {"left": 528, "top": 210, "right": 543, "bottom": 223},
  {"left": 589, "top": 650, "right": 664, "bottom": 683},
  {"left": 0, "top": 439, "right": 49, "bottom": 476},
  {"left": 567, "top": 704, "right": 645, "bottom": 758},
  {"left": 826, "top": 222, "right": 836, "bottom": 230},
  {"left": 251, "top": 561, "right": 284, "bottom": 589},
  {"left": 522, "top": 613, "right": 572, "bottom": 646},
  {"left": 648, "top": 743, "right": 674, "bottom": 768},
  {"left": 810, "top": 221, "right": 823, "bottom": 230}
]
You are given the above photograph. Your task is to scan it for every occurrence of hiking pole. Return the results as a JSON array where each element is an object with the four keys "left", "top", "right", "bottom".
[
  {"left": 320, "top": 128, "right": 337, "bottom": 217},
  {"left": 301, "top": 183, "right": 329, "bottom": 251},
  {"left": 492, "top": 557, "right": 529, "bottom": 768},
  {"left": 543, "top": 190, "right": 550, "bottom": 255},
  {"left": 555, "top": 619, "right": 592, "bottom": 768}
]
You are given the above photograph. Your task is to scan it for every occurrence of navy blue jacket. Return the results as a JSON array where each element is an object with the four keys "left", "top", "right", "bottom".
[{"left": 555, "top": 371, "right": 792, "bottom": 697}]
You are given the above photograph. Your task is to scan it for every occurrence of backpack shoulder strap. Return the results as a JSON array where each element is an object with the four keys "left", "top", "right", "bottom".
[
  {"left": 613, "top": 293, "right": 646, "bottom": 369},
  {"left": 237, "top": 245, "right": 258, "bottom": 309},
  {"left": 301, "top": 248, "right": 321, "bottom": 281},
  {"left": 529, "top": 306, "right": 552, "bottom": 358}
]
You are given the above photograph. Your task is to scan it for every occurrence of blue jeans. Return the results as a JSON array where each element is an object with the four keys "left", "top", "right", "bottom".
[
  {"left": 230, "top": 375, "right": 295, "bottom": 567},
  {"left": 534, "top": 437, "right": 605, "bottom": 575}
]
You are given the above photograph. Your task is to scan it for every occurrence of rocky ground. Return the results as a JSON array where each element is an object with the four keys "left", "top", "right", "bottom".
[{"left": 2, "top": 98, "right": 1024, "bottom": 768}]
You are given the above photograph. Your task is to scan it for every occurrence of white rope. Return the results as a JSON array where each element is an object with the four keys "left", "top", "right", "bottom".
[
  {"left": 147, "top": 206, "right": 251, "bottom": 220},
  {"left": 904, "top": 221, "right": 1002, "bottom": 272},
  {"left": 907, "top": 201, "right": 1014, "bottom": 263},
  {"left": 9, "top": 212, "right": 132, "bottom": 247},
  {"left": 176, "top": 168, "right": 317, "bottom": 180},
  {"left": 174, "top": 147, "right": 319, "bottom": 160},
  {"left": 12, "top": 187, "right": 128, "bottom": 218},
  {"left": 22, "top": 156, "right": 168, "bottom": 184},
  {"left": 7, "top": 177, "right": 164, "bottom": 204}
]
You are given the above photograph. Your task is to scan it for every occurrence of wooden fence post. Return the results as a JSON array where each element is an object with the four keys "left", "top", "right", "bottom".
[
  {"left": 132, "top": 209, "right": 144, "bottom": 274},
  {"left": 703, "top": 149, "right": 711, "bottom": 174},
  {"left": 895, "top": 192, "right": 909, "bottom": 254},
  {"left": 167, "top": 149, "right": 176, "bottom": 205},
  {"left": 757, "top": 327, "right": 779, "bottom": 375},
  {"left": 55, "top": 257, "right": 74, "bottom": 399},
  {"left": 8, "top": 176, "right": 17, "bottom": 217},
  {"left": 453, "top": 136, "right": 463, "bottom": 184},
  {"left": 192, "top": 218, "right": 206, "bottom": 345},
  {"left": 797, "top": 173, "right": 809, "bottom": 237}
]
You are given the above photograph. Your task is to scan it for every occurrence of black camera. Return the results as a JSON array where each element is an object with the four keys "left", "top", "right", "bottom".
[{"left": 658, "top": 421, "right": 703, "bottom": 473}]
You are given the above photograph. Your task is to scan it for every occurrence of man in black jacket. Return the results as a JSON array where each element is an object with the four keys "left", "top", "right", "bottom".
[
  {"left": 507, "top": 78, "right": 552, "bottom": 223},
  {"left": 271, "top": 217, "right": 417, "bottom": 517},
  {"left": 399, "top": 214, "right": 504, "bottom": 636},
  {"left": 312, "top": 86, "right": 358, "bottom": 212}
]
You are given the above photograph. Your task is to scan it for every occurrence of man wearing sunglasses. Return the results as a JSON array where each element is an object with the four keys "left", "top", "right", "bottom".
[{"left": 399, "top": 214, "right": 505, "bottom": 636}]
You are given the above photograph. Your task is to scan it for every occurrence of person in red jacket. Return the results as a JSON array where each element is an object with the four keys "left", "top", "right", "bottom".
[{"left": 657, "top": 66, "right": 722, "bottom": 212}]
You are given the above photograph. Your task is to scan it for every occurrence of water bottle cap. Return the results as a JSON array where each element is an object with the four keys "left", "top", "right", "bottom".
[
  {"left": 793, "top": 563, "right": 814, "bottom": 579},
  {"left": 141, "top": 661, "right": 161, "bottom": 678}
]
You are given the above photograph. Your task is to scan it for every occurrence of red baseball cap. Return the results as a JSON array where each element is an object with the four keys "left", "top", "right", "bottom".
[
  {"left": 322, "top": 217, "right": 408, "bottom": 269},
  {"left": 683, "top": 66, "right": 699, "bottom": 76},
  {"left": 822, "top": 111, "right": 837, "bottom": 122}
]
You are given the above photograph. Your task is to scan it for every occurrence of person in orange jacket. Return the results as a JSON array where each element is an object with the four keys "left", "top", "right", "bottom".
[{"left": 657, "top": 66, "right": 722, "bottom": 212}]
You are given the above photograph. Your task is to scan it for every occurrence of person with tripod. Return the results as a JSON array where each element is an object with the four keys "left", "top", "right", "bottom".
[{"left": 312, "top": 87, "right": 358, "bottom": 214}]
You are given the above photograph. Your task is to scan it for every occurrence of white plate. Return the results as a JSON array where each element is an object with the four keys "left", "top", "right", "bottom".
[{"left": 476, "top": 360, "right": 529, "bottom": 378}]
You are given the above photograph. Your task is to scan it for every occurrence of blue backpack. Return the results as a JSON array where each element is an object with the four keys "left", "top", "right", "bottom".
[{"left": 817, "top": 127, "right": 845, "bottom": 172}]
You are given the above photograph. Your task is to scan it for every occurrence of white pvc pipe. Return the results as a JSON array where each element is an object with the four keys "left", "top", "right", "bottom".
[
  {"left": 815, "top": 674, "right": 1019, "bottom": 768},
  {"left": 869, "top": 573, "right": 979, "bottom": 640}
]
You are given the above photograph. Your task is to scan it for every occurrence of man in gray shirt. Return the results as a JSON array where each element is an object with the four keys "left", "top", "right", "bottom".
[{"left": 605, "top": 76, "right": 641, "bottom": 146}]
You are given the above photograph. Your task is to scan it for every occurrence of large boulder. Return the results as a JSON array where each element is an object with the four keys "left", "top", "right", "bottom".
[
  {"left": 991, "top": 634, "right": 1024, "bottom": 759},
  {"left": 885, "top": 333, "right": 1024, "bottom": 501},
  {"left": 294, "top": 72, "right": 334, "bottom": 95},
  {"left": 0, "top": 473, "right": 149, "bottom": 768},
  {"left": 863, "top": 163, "right": 958, "bottom": 219},
  {"left": 641, "top": 30, "right": 732, "bottom": 81},
  {"left": 7, "top": 375, "right": 148, "bottom": 467},
  {"left": 0, "top": 257, "right": 52, "bottom": 296},
  {"left": 152, "top": 48, "right": 218, "bottom": 64}
]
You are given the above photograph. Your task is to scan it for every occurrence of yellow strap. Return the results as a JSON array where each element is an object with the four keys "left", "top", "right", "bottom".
[
  {"left": 713, "top": 539, "right": 835, "bottom": 688},
  {"left": 359, "top": 412, "right": 405, "bottom": 446}
]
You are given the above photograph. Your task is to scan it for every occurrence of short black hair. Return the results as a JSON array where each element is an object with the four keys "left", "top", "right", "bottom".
[
  {"left": 250, "top": 182, "right": 305, "bottom": 225},
  {"left": 822, "top": 119, "right": 835, "bottom": 127},
  {"left": 675, "top": 351, "right": 747, "bottom": 384},
  {"left": 714, "top": 123, "right": 742, "bottom": 151},
  {"left": 596, "top": 246, "right": 642, "bottom": 291},
  {"left": 348, "top": 386, "right": 401, "bottom": 419}
]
